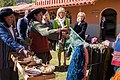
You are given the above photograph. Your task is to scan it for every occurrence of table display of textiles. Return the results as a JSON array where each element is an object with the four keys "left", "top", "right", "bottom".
[
  {"left": 86, "top": 43, "right": 112, "bottom": 80},
  {"left": 12, "top": 53, "right": 55, "bottom": 77},
  {"left": 64, "top": 28, "right": 113, "bottom": 80}
]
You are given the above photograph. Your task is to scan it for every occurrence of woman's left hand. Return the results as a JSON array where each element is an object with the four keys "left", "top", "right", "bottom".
[{"left": 20, "top": 50, "right": 34, "bottom": 57}]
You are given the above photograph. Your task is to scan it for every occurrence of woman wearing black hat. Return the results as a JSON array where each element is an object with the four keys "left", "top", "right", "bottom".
[
  {"left": 28, "top": 8, "right": 52, "bottom": 64},
  {"left": 0, "top": 8, "right": 32, "bottom": 80},
  {"left": 28, "top": 8, "right": 66, "bottom": 64}
]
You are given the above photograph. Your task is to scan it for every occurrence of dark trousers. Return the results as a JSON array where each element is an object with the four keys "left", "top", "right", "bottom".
[{"left": 101, "top": 29, "right": 106, "bottom": 41}]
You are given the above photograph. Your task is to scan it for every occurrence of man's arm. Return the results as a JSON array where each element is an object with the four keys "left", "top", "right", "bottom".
[{"left": 0, "top": 24, "right": 24, "bottom": 52}]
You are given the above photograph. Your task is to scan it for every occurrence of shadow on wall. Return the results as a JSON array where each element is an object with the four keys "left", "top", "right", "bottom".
[{"left": 86, "top": 24, "right": 100, "bottom": 38}]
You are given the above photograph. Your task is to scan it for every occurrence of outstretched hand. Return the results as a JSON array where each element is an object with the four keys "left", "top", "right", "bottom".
[
  {"left": 27, "top": 50, "right": 34, "bottom": 56},
  {"left": 20, "top": 49, "right": 34, "bottom": 57},
  {"left": 60, "top": 27, "right": 70, "bottom": 32}
]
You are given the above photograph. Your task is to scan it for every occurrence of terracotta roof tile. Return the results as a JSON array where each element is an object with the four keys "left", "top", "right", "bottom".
[
  {"left": 34, "top": 0, "right": 97, "bottom": 8},
  {"left": 0, "top": 0, "right": 97, "bottom": 13},
  {"left": 0, "top": 3, "right": 33, "bottom": 12}
]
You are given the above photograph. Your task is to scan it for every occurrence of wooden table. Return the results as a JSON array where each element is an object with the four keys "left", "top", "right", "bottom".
[{"left": 11, "top": 54, "right": 55, "bottom": 80}]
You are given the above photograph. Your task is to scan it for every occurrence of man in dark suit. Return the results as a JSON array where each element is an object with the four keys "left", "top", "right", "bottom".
[
  {"left": 17, "top": 10, "right": 30, "bottom": 48},
  {"left": 17, "top": 10, "right": 30, "bottom": 40},
  {"left": 100, "top": 16, "right": 107, "bottom": 41}
]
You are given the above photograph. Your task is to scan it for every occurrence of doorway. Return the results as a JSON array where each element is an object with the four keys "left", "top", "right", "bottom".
[{"left": 101, "top": 8, "right": 117, "bottom": 38}]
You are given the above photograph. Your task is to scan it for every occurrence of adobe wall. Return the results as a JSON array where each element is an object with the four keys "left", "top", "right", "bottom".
[{"left": 49, "top": 0, "right": 120, "bottom": 38}]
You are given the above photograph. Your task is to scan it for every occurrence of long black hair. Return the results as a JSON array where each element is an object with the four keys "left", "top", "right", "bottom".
[{"left": 0, "top": 16, "right": 10, "bottom": 28}]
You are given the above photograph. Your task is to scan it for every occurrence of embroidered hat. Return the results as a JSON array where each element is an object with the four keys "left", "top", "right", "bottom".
[{"left": 27, "top": 8, "right": 46, "bottom": 21}]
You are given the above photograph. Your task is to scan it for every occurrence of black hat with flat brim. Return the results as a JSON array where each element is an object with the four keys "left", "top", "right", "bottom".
[
  {"left": 27, "top": 8, "right": 46, "bottom": 21},
  {"left": 0, "top": 8, "right": 17, "bottom": 18}
]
